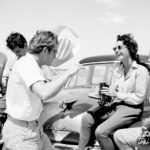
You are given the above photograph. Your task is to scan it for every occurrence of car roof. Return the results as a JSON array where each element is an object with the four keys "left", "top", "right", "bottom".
[{"left": 79, "top": 54, "right": 150, "bottom": 64}]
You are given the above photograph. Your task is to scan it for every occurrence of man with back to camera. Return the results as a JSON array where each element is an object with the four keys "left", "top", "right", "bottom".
[
  {"left": 0, "top": 33, "right": 28, "bottom": 142},
  {"left": 2, "top": 30, "right": 81, "bottom": 150}
]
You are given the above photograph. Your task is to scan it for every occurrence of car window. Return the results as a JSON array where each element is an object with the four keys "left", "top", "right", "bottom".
[
  {"left": 66, "top": 63, "right": 114, "bottom": 88},
  {"left": 92, "top": 64, "right": 113, "bottom": 85},
  {"left": 76, "top": 67, "right": 89, "bottom": 86},
  {"left": 66, "top": 66, "right": 89, "bottom": 88}
]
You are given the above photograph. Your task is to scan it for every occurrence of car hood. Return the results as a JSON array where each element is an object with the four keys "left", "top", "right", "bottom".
[{"left": 40, "top": 88, "right": 98, "bottom": 145}]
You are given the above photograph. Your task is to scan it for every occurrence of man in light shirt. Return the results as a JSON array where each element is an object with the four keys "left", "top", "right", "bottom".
[
  {"left": 2, "top": 32, "right": 28, "bottom": 95},
  {"left": 0, "top": 33, "right": 28, "bottom": 143},
  {"left": 2, "top": 30, "right": 81, "bottom": 150}
]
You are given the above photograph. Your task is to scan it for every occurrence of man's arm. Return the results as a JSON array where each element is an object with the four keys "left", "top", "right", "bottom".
[{"left": 31, "top": 64, "right": 82, "bottom": 102}]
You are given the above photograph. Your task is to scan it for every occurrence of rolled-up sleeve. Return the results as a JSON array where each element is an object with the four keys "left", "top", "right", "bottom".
[{"left": 116, "top": 67, "right": 149, "bottom": 105}]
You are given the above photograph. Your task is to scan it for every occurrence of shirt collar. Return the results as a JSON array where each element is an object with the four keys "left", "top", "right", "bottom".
[
  {"left": 131, "top": 61, "right": 138, "bottom": 69},
  {"left": 119, "top": 60, "right": 138, "bottom": 69}
]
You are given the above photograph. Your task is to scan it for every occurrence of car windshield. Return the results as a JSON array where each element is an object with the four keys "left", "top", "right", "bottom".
[{"left": 66, "top": 62, "right": 114, "bottom": 88}]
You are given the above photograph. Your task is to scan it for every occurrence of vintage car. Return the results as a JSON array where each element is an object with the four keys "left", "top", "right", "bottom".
[{"left": 40, "top": 55, "right": 150, "bottom": 150}]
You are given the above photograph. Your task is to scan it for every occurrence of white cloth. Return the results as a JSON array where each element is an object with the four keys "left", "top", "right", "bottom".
[
  {"left": 5, "top": 53, "right": 45, "bottom": 121},
  {"left": 114, "top": 127, "right": 142, "bottom": 150},
  {"left": 110, "top": 61, "right": 149, "bottom": 105},
  {"left": 2, "top": 116, "right": 53, "bottom": 150}
]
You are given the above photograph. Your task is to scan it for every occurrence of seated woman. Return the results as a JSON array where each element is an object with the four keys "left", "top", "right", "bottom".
[{"left": 78, "top": 33, "right": 150, "bottom": 150}]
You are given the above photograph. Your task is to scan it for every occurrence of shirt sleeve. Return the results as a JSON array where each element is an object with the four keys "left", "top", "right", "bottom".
[
  {"left": 2, "top": 55, "right": 17, "bottom": 78},
  {"left": 116, "top": 67, "right": 149, "bottom": 105},
  {"left": 18, "top": 60, "right": 46, "bottom": 89}
]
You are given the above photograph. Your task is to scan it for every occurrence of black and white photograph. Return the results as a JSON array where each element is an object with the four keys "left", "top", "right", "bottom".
[{"left": 0, "top": 0, "right": 150, "bottom": 150}]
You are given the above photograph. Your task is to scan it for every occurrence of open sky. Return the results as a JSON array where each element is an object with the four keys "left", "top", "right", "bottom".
[{"left": 0, "top": 0, "right": 150, "bottom": 60}]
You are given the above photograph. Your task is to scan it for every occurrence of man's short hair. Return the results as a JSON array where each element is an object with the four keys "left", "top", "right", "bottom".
[
  {"left": 29, "top": 30, "right": 58, "bottom": 54},
  {"left": 6, "top": 32, "right": 27, "bottom": 51}
]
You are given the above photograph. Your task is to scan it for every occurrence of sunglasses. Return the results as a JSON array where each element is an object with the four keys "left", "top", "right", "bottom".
[
  {"left": 46, "top": 46, "right": 58, "bottom": 55},
  {"left": 113, "top": 45, "right": 126, "bottom": 51}
]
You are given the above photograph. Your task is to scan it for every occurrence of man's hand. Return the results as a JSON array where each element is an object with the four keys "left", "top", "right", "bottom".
[{"left": 66, "top": 64, "right": 84, "bottom": 76}]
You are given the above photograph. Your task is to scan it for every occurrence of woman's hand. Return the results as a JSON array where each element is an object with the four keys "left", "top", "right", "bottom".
[{"left": 101, "top": 87, "right": 117, "bottom": 97}]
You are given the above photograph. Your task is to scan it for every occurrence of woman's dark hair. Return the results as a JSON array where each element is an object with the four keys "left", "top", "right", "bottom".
[
  {"left": 6, "top": 32, "right": 27, "bottom": 51},
  {"left": 117, "top": 33, "right": 150, "bottom": 72},
  {"left": 117, "top": 33, "right": 138, "bottom": 61},
  {"left": 29, "top": 30, "right": 58, "bottom": 54}
]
